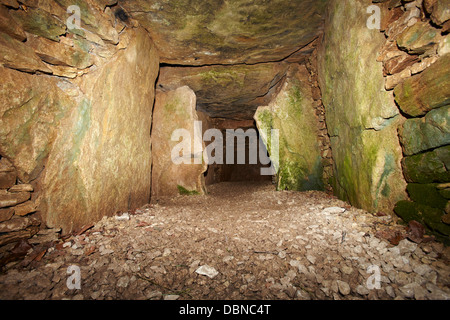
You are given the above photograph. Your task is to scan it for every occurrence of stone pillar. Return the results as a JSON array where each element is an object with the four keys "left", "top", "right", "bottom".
[{"left": 151, "top": 86, "right": 208, "bottom": 198}]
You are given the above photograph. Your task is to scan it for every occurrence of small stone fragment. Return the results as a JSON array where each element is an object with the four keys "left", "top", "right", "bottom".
[
  {"left": 115, "top": 212, "right": 130, "bottom": 221},
  {"left": 195, "top": 265, "right": 219, "bottom": 279},
  {"left": 337, "top": 280, "right": 351, "bottom": 295},
  {"left": 322, "top": 207, "right": 346, "bottom": 214}
]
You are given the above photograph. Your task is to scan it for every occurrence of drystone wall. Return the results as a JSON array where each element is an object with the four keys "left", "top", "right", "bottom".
[
  {"left": 319, "top": 0, "right": 449, "bottom": 243},
  {"left": 0, "top": 1, "right": 159, "bottom": 238},
  {"left": 373, "top": 0, "right": 450, "bottom": 243},
  {"left": 0, "top": 156, "right": 40, "bottom": 247}
]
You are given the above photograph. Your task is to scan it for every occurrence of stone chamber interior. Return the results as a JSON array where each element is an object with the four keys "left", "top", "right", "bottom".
[{"left": 0, "top": 0, "right": 450, "bottom": 301}]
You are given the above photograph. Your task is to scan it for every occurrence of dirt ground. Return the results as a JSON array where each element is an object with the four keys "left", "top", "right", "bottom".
[{"left": 0, "top": 181, "right": 449, "bottom": 300}]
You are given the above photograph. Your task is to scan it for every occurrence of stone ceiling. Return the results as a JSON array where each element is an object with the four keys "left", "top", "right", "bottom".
[
  {"left": 119, "top": 0, "right": 329, "bottom": 119},
  {"left": 120, "top": 0, "right": 329, "bottom": 66}
]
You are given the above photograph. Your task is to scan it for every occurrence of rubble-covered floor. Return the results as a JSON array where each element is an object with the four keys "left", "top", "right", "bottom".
[{"left": 0, "top": 181, "right": 449, "bottom": 300}]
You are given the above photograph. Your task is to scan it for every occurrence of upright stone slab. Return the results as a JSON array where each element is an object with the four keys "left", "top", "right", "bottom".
[
  {"left": 254, "top": 65, "right": 323, "bottom": 191},
  {"left": 39, "top": 29, "right": 159, "bottom": 233},
  {"left": 317, "top": 0, "right": 407, "bottom": 214},
  {"left": 151, "top": 86, "right": 208, "bottom": 198}
]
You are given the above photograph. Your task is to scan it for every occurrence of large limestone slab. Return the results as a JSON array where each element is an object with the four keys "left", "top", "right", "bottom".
[
  {"left": 317, "top": 0, "right": 407, "bottom": 214},
  {"left": 158, "top": 63, "right": 289, "bottom": 120},
  {"left": 121, "top": 0, "right": 329, "bottom": 65},
  {"left": 406, "top": 183, "right": 448, "bottom": 209},
  {"left": 151, "top": 86, "right": 207, "bottom": 198},
  {"left": 254, "top": 65, "right": 323, "bottom": 191},
  {"left": 394, "top": 200, "right": 450, "bottom": 239},
  {"left": 39, "top": 28, "right": 159, "bottom": 233},
  {"left": 399, "top": 105, "right": 450, "bottom": 156}
]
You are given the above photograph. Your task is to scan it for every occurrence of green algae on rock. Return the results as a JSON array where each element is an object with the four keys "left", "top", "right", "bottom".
[
  {"left": 317, "top": 0, "right": 407, "bottom": 214},
  {"left": 402, "top": 145, "right": 450, "bottom": 183},
  {"left": 399, "top": 105, "right": 450, "bottom": 156},
  {"left": 255, "top": 65, "right": 324, "bottom": 192}
]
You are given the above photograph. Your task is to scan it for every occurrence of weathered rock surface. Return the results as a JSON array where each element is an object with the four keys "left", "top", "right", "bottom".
[
  {"left": 151, "top": 86, "right": 207, "bottom": 198},
  {"left": 157, "top": 63, "right": 289, "bottom": 120},
  {"left": 26, "top": 34, "right": 94, "bottom": 69},
  {"left": 0, "top": 66, "right": 75, "bottom": 183},
  {"left": 0, "top": 216, "right": 36, "bottom": 233},
  {"left": 395, "top": 200, "right": 450, "bottom": 240},
  {"left": 426, "top": 0, "right": 450, "bottom": 26},
  {"left": 8, "top": 184, "right": 33, "bottom": 193},
  {"left": 55, "top": 0, "right": 120, "bottom": 44},
  {"left": 0, "top": 208, "right": 14, "bottom": 222},
  {"left": 0, "top": 32, "right": 52, "bottom": 74},
  {"left": 394, "top": 54, "right": 450, "bottom": 117},
  {"left": 0, "top": 5, "right": 26, "bottom": 41},
  {"left": 399, "top": 105, "right": 450, "bottom": 156},
  {"left": 39, "top": 28, "right": 159, "bottom": 233},
  {"left": 407, "top": 184, "right": 449, "bottom": 210},
  {"left": 9, "top": 7, "right": 66, "bottom": 42},
  {"left": 13, "top": 201, "right": 37, "bottom": 216},
  {"left": 318, "top": 0, "right": 407, "bottom": 214},
  {"left": 120, "top": 0, "right": 329, "bottom": 65},
  {"left": 255, "top": 65, "right": 323, "bottom": 191},
  {"left": 396, "top": 21, "right": 440, "bottom": 54},
  {"left": 0, "top": 158, "right": 16, "bottom": 189}
]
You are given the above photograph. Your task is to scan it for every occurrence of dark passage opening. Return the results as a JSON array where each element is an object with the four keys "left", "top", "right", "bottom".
[{"left": 203, "top": 119, "right": 272, "bottom": 186}]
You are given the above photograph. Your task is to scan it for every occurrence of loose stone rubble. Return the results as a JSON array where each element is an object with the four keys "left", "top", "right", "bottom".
[{"left": 0, "top": 182, "right": 449, "bottom": 300}]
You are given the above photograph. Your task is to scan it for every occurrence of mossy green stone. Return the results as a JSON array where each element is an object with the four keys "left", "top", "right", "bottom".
[
  {"left": 255, "top": 66, "right": 323, "bottom": 192},
  {"left": 402, "top": 145, "right": 450, "bottom": 183},
  {"left": 317, "top": 0, "right": 407, "bottom": 214},
  {"left": 394, "top": 200, "right": 450, "bottom": 240},
  {"left": 177, "top": 185, "right": 200, "bottom": 196},
  {"left": 406, "top": 183, "right": 448, "bottom": 209},
  {"left": 399, "top": 105, "right": 450, "bottom": 156},
  {"left": 439, "top": 188, "right": 450, "bottom": 199}
]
